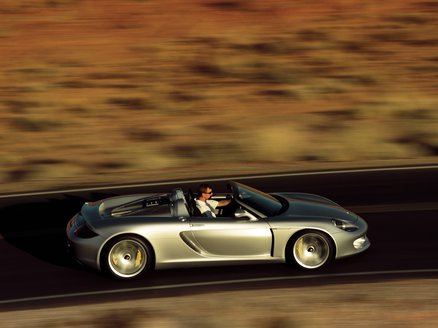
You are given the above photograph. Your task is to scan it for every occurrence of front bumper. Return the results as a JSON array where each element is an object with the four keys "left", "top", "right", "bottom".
[{"left": 334, "top": 216, "right": 370, "bottom": 259}]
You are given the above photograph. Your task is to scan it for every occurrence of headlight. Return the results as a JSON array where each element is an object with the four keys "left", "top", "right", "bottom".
[
  {"left": 353, "top": 235, "right": 368, "bottom": 249},
  {"left": 332, "top": 218, "right": 358, "bottom": 232}
]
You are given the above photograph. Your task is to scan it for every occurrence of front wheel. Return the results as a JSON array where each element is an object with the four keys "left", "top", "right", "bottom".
[
  {"left": 287, "top": 231, "right": 333, "bottom": 269},
  {"left": 102, "top": 236, "right": 153, "bottom": 279}
]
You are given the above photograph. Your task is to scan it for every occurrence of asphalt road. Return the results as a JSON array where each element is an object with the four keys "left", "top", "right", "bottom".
[{"left": 0, "top": 165, "right": 437, "bottom": 310}]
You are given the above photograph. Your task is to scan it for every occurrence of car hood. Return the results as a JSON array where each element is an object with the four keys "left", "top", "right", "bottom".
[{"left": 277, "top": 193, "right": 357, "bottom": 222}]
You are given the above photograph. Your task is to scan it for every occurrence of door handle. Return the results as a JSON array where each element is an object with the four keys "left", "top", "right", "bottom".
[{"left": 190, "top": 223, "right": 205, "bottom": 227}]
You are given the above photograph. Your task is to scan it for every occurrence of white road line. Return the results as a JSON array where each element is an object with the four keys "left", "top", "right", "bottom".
[
  {"left": 1, "top": 165, "right": 438, "bottom": 199},
  {"left": 1, "top": 268, "right": 438, "bottom": 305}
]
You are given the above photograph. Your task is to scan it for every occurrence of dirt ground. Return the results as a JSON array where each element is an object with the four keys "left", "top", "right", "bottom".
[
  {"left": 1, "top": 278, "right": 438, "bottom": 328},
  {"left": 1, "top": 3, "right": 438, "bottom": 324},
  {"left": 1, "top": 0, "right": 438, "bottom": 194}
]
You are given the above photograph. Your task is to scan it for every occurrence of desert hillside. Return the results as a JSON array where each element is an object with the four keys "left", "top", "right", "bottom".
[{"left": 1, "top": 0, "right": 438, "bottom": 192}]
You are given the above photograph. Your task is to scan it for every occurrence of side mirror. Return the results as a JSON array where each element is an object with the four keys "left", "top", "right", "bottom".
[{"left": 235, "top": 208, "right": 258, "bottom": 221}]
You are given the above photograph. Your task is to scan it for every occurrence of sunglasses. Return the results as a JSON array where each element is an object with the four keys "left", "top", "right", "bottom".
[{"left": 203, "top": 191, "right": 213, "bottom": 195}]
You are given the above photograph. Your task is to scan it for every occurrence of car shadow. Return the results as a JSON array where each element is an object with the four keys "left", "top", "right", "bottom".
[{"left": 0, "top": 192, "right": 117, "bottom": 267}]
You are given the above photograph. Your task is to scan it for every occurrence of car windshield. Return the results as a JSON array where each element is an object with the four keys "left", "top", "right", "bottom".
[{"left": 233, "top": 182, "right": 284, "bottom": 217}]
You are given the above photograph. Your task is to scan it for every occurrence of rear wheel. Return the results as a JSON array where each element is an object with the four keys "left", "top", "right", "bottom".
[
  {"left": 287, "top": 231, "right": 333, "bottom": 269},
  {"left": 103, "top": 236, "right": 153, "bottom": 279}
]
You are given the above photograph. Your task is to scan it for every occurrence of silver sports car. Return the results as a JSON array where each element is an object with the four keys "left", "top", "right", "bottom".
[{"left": 66, "top": 181, "right": 370, "bottom": 279}]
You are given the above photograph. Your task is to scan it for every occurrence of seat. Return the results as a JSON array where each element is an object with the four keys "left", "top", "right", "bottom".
[
  {"left": 187, "top": 189, "right": 202, "bottom": 217},
  {"left": 174, "top": 199, "right": 190, "bottom": 218}
]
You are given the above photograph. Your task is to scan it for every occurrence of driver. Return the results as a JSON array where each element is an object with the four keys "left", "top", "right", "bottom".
[{"left": 195, "top": 183, "right": 231, "bottom": 217}]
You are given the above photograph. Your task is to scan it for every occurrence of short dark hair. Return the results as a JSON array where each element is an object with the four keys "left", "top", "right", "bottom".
[{"left": 198, "top": 183, "right": 213, "bottom": 196}]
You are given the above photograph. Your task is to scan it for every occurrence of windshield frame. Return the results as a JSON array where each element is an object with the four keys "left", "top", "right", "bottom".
[{"left": 230, "top": 181, "right": 285, "bottom": 217}]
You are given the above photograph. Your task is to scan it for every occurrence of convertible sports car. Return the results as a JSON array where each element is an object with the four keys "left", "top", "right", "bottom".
[{"left": 66, "top": 181, "right": 370, "bottom": 279}]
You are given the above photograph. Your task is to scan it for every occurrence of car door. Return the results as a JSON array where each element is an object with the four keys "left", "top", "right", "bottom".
[{"left": 188, "top": 216, "right": 273, "bottom": 257}]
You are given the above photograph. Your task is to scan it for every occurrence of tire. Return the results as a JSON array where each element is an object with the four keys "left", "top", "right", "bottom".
[
  {"left": 287, "top": 231, "right": 333, "bottom": 270},
  {"left": 102, "top": 236, "right": 153, "bottom": 280}
]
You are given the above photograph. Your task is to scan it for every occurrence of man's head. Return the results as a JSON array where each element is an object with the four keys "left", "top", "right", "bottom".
[{"left": 198, "top": 183, "right": 213, "bottom": 200}]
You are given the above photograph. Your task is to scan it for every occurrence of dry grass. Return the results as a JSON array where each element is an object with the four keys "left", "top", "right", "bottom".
[
  {"left": 2, "top": 278, "right": 438, "bottom": 327},
  {"left": 1, "top": 0, "right": 438, "bottom": 193}
]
